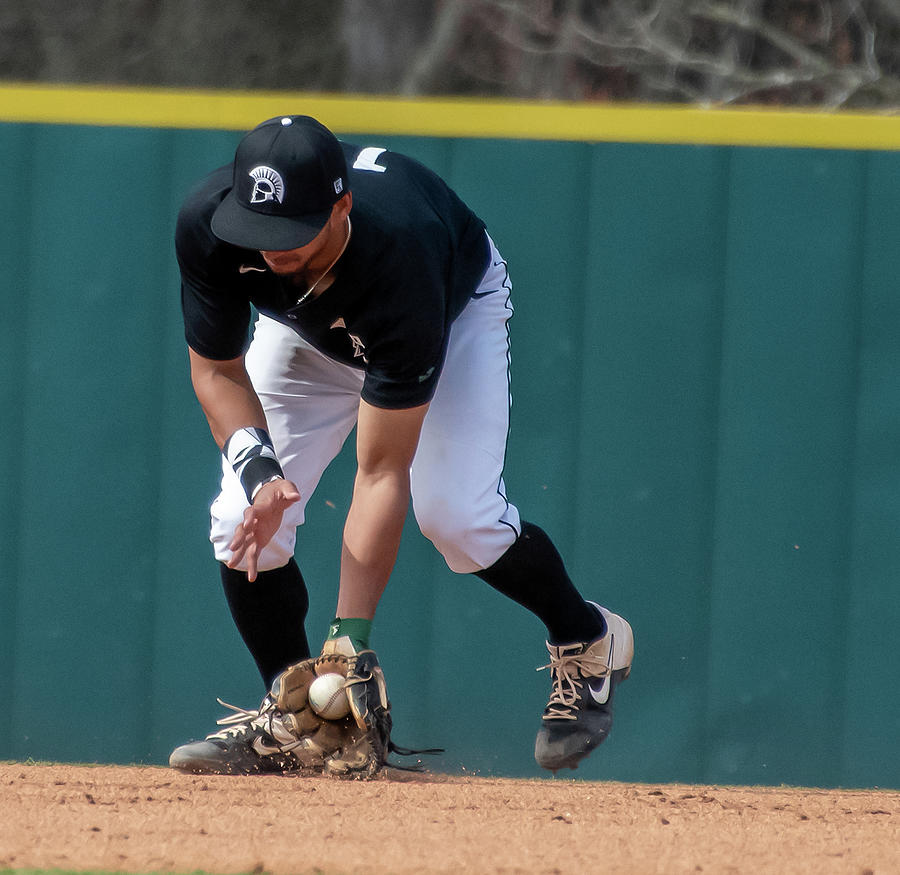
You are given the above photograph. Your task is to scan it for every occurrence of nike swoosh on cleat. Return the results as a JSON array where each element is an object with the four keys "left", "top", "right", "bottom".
[
  {"left": 588, "top": 633, "right": 614, "bottom": 704},
  {"left": 239, "top": 264, "right": 267, "bottom": 274},
  {"left": 251, "top": 736, "right": 282, "bottom": 756}
]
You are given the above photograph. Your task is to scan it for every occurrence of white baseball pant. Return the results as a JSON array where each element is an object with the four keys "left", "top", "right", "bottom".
[{"left": 209, "top": 234, "right": 521, "bottom": 574}]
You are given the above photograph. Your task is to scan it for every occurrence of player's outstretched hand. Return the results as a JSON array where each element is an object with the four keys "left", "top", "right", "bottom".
[{"left": 228, "top": 478, "right": 301, "bottom": 581}]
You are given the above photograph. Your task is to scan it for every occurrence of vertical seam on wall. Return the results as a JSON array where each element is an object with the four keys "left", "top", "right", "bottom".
[
  {"left": 144, "top": 127, "right": 180, "bottom": 762},
  {"left": 568, "top": 144, "right": 608, "bottom": 580},
  {"left": 836, "top": 150, "right": 870, "bottom": 786},
  {"left": 699, "top": 144, "right": 734, "bottom": 783},
  {"left": 1, "top": 122, "right": 36, "bottom": 757},
  {"left": 567, "top": 141, "right": 593, "bottom": 571}
]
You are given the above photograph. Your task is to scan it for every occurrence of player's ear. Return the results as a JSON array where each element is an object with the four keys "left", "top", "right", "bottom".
[{"left": 334, "top": 191, "right": 352, "bottom": 219}]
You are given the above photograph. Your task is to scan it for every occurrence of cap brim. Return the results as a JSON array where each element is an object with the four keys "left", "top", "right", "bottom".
[{"left": 211, "top": 191, "right": 331, "bottom": 251}]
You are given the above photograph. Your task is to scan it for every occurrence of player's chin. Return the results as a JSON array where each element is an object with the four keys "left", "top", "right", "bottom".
[{"left": 262, "top": 256, "right": 305, "bottom": 275}]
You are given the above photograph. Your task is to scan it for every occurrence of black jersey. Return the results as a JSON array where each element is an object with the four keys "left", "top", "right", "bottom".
[{"left": 176, "top": 142, "right": 490, "bottom": 409}]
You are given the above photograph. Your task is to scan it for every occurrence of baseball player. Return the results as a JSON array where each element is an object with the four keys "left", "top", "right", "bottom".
[{"left": 168, "top": 115, "right": 633, "bottom": 777}]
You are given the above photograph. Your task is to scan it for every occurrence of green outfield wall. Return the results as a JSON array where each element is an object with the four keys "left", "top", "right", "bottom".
[{"left": 1, "top": 86, "right": 899, "bottom": 788}]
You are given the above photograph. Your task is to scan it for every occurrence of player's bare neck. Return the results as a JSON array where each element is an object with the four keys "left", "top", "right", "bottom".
[
  {"left": 310, "top": 272, "right": 338, "bottom": 296},
  {"left": 293, "top": 217, "right": 351, "bottom": 305},
  {"left": 287, "top": 269, "right": 338, "bottom": 297}
]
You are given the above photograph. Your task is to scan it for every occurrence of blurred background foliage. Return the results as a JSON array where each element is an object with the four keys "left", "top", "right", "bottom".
[{"left": 1, "top": 0, "right": 899, "bottom": 108}]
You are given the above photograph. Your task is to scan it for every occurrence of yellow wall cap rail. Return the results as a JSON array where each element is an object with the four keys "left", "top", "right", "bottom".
[{"left": 1, "top": 81, "right": 898, "bottom": 150}]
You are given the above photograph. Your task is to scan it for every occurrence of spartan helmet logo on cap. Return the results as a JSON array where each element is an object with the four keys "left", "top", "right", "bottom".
[{"left": 248, "top": 166, "right": 285, "bottom": 204}]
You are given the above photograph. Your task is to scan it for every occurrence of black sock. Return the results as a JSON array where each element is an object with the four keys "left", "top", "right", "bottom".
[
  {"left": 220, "top": 558, "right": 311, "bottom": 688},
  {"left": 474, "top": 521, "right": 604, "bottom": 644}
]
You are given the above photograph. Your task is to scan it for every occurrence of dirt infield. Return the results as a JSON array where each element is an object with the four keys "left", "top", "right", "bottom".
[{"left": 2, "top": 763, "right": 898, "bottom": 875}]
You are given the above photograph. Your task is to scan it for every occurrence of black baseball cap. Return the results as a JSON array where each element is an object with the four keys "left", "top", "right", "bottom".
[{"left": 211, "top": 115, "right": 348, "bottom": 251}]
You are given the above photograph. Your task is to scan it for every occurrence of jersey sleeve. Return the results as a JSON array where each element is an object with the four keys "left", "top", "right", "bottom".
[{"left": 175, "top": 178, "right": 252, "bottom": 361}]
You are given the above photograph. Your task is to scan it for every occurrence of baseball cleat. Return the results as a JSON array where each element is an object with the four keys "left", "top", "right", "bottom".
[
  {"left": 168, "top": 694, "right": 324, "bottom": 775},
  {"left": 534, "top": 603, "right": 633, "bottom": 773}
]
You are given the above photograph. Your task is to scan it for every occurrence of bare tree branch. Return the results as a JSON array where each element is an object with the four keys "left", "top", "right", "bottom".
[
  {"left": 1, "top": 0, "right": 898, "bottom": 108},
  {"left": 400, "top": 0, "right": 473, "bottom": 94}
]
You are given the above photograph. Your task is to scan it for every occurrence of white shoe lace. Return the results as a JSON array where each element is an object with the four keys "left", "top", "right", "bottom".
[
  {"left": 206, "top": 696, "right": 279, "bottom": 742},
  {"left": 537, "top": 644, "right": 610, "bottom": 720},
  {"left": 205, "top": 696, "right": 331, "bottom": 767}
]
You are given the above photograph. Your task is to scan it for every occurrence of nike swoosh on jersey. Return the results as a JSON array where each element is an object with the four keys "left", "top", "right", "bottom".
[
  {"left": 472, "top": 288, "right": 502, "bottom": 298},
  {"left": 239, "top": 264, "right": 267, "bottom": 274},
  {"left": 588, "top": 633, "right": 614, "bottom": 704}
]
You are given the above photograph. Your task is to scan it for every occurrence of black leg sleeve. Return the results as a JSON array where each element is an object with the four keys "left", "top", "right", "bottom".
[
  {"left": 474, "top": 521, "right": 605, "bottom": 644},
  {"left": 220, "top": 558, "right": 311, "bottom": 688}
]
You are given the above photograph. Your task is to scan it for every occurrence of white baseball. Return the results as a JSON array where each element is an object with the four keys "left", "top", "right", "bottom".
[{"left": 308, "top": 672, "right": 350, "bottom": 720}]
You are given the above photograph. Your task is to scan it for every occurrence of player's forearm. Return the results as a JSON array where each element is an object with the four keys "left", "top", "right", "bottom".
[
  {"left": 337, "top": 469, "right": 410, "bottom": 619},
  {"left": 195, "top": 375, "right": 268, "bottom": 449},
  {"left": 189, "top": 351, "right": 268, "bottom": 449}
]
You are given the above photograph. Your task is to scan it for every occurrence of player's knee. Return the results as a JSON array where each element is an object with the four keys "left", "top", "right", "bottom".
[{"left": 414, "top": 495, "right": 512, "bottom": 574}]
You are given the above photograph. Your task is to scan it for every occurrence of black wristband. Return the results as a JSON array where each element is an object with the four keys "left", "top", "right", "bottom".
[
  {"left": 241, "top": 457, "right": 284, "bottom": 502},
  {"left": 223, "top": 427, "right": 285, "bottom": 504}
]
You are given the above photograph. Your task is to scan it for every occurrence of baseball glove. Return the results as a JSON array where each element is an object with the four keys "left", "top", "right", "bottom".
[{"left": 269, "top": 647, "right": 394, "bottom": 779}]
